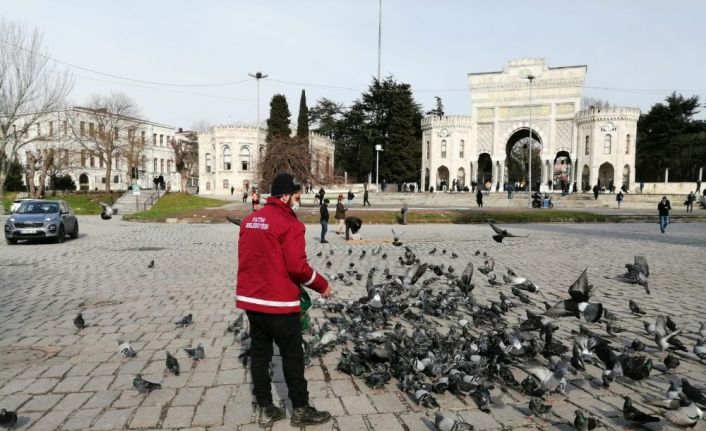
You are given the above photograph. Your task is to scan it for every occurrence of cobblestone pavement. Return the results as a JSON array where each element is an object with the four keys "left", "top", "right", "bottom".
[{"left": 0, "top": 216, "right": 705, "bottom": 430}]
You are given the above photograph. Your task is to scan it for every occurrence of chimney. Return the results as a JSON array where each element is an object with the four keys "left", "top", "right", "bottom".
[{"left": 178, "top": 127, "right": 183, "bottom": 133}]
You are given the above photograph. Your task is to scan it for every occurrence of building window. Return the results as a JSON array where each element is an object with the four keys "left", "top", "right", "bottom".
[
  {"left": 167, "top": 160, "right": 171, "bottom": 172},
  {"left": 113, "top": 175, "right": 120, "bottom": 184},
  {"left": 49, "top": 121, "right": 54, "bottom": 137},
  {"left": 626, "top": 134, "right": 631, "bottom": 154},
  {"left": 81, "top": 150, "right": 86, "bottom": 167},
  {"left": 426, "top": 141, "right": 430, "bottom": 159},
  {"left": 63, "top": 121, "right": 68, "bottom": 136},
  {"left": 114, "top": 128, "right": 118, "bottom": 139},
  {"left": 223, "top": 179, "right": 230, "bottom": 189},
  {"left": 153, "top": 133, "right": 157, "bottom": 145},
  {"left": 160, "top": 159, "right": 164, "bottom": 173},
  {"left": 205, "top": 153, "right": 212, "bottom": 173},
  {"left": 159, "top": 135, "right": 164, "bottom": 145},
  {"left": 80, "top": 122, "right": 85, "bottom": 136},
  {"left": 99, "top": 157, "right": 104, "bottom": 168},
  {"left": 585, "top": 135, "right": 590, "bottom": 155},
  {"left": 141, "top": 131, "right": 145, "bottom": 144},
  {"left": 440, "top": 140, "right": 447, "bottom": 158},
  {"left": 459, "top": 140, "right": 465, "bottom": 158},
  {"left": 604, "top": 134, "right": 612, "bottom": 154},
  {"left": 90, "top": 153, "right": 95, "bottom": 168},
  {"left": 240, "top": 146, "right": 251, "bottom": 171},
  {"left": 223, "top": 146, "right": 232, "bottom": 170},
  {"left": 89, "top": 123, "right": 95, "bottom": 137},
  {"left": 206, "top": 181, "right": 211, "bottom": 191},
  {"left": 36, "top": 123, "right": 41, "bottom": 136},
  {"left": 98, "top": 124, "right": 105, "bottom": 138},
  {"left": 153, "top": 158, "right": 158, "bottom": 172}
]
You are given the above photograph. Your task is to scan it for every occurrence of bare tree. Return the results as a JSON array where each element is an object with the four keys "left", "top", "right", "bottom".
[
  {"left": 0, "top": 18, "right": 73, "bottom": 213},
  {"left": 191, "top": 119, "right": 212, "bottom": 134},
  {"left": 170, "top": 131, "right": 198, "bottom": 193},
  {"left": 581, "top": 97, "right": 611, "bottom": 110},
  {"left": 258, "top": 136, "right": 311, "bottom": 193},
  {"left": 67, "top": 92, "right": 142, "bottom": 192}
]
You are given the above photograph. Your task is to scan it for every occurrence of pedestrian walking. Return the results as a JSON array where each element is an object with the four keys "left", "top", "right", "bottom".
[
  {"left": 320, "top": 199, "right": 329, "bottom": 243},
  {"left": 363, "top": 189, "right": 371, "bottom": 206},
  {"left": 242, "top": 191, "right": 248, "bottom": 203},
  {"left": 335, "top": 194, "right": 347, "bottom": 235},
  {"left": 400, "top": 202, "right": 408, "bottom": 225},
  {"left": 640, "top": 181, "right": 645, "bottom": 194},
  {"left": 251, "top": 189, "right": 261, "bottom": 212},
  {"left": 317, "top": 187, "right": 325, "bottom": 206},
  {"left": 230, "top": 185, "right": 234, "bottom": 196},
  {"left": 593, "top": 184, "right": 599, "bottom": 200},
  {"left": 616, "top": 191, "right": 624, "bottom": 209},
  {"left": 507, "top": 183, "right": 514, "bottom": 199},
  {"left": 657, "top": 196, "right": 672, "bottom": 234},
  {"left": 686, "top": 191, "right": 695, "bottom": 213},
  {"left": 346, "top": 189, "right": 355, "bottom": 207},
  {"left": 696, "top": 180, "right": 701, "bottom": 193},
  {"left": 236, "top": 173, "right": 333, "bottom": 428},
  {"left": 476, "top": 189, "right": 483, "bottom": 208}
]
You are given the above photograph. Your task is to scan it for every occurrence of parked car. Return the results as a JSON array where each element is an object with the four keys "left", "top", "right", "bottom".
[
  {"left": 10, "top": 198, "right": 33, "bottom": 213},
  {"left": 4, "top": 200, "right": 79, "bottom": 244}
]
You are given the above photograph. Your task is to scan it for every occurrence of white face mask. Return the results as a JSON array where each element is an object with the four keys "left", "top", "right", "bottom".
[{"left": 285, "top": 195, "right": 300, "bottom": 211}]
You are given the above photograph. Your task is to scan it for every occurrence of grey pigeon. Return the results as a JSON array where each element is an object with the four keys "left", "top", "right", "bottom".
[
  {"left": 664, "top": 393, "right": 704, "bottom": 427},
  {"left": 175, "top": 313, "right": 193, "bottom": 327},
  {"left": 147, "top": 259, "right": 155, "bottom": 268},
  {"left": 74, "top": 313, "right": 87, "bottom": 330},
  {"left": 227, "top": 313, "right": 244, "bottom": 334},
  {"left": 642, "top": 381, "right": 681, "bottom": 410},
  {"left": 655, "top": 315, "right": 686, "bottom": 351},
  {"left": 434, "top": 411, "right": 473, "bottom": 431},
  {"left": 529, "top": 397, "right": 552, "bottom": 417},
  {"left": 694, "top": 338, "right": 706, "bottom": 362},
  {"left": 489, "top": 222, "right": 525, "bottom": 243},
  {"left": 629, "top": 299, "right": 646, "bottom": 315},
  {"left": 98, "top": 201, "right": 114, "bottom": 220},
  {"left": 166, "top": 352, "right": 180, "bottom": 375},
  {"left": 574, "top": 410, "right": 597, "bottom": 431},
  {"left": 623, "top": 396, "right": 660, "bottom": 425},
  {"left": 118, "top": 339, "right": 137, "bottom": 358},
  {"left": 185, "top": 343, "right": 205, "bottom": 360},
  {"left": 133, "top": 374, "right": 161, "bottom": 393}
]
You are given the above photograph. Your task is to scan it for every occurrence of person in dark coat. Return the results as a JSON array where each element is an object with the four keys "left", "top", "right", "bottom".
[
  {"left": 363, "top": 189, "right": 371, "bottom": 206},
  {"left": 334, "top": 194, "right": 347, "bottom": 234},
  {"left": 686, "top": 191, "right": 695, "bottom": 213},
  {"left": 476, "top": 189, "right": 483, "bottom": 207},
  {"left": 317, "top": 187, "right": 325, "bottom": 205},
  {"left": 320, "top": 199, "right": 330, "bottom": 243},
  {"left": 657, "top": 196, "right": 672, "bottom": 233},
  {"left": 593, "top": 184, "right": 599, "bottom": 200},
  {"left": 344, "top": 216, "right": 363, "bottom": 240}
]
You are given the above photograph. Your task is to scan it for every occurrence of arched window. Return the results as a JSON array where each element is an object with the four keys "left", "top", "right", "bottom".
[
  {"left": 604, "top": 134, "right": 612, "bottom": 154},
  {"left": 459, "top": 140, "right": 465, "bottom": 158},
  {"left": 426, "top": 141, "right": 430, "bottom": 159},
  {"left": 441, "top": 140, "right": 447, "bottom": 158},
  {"left": 585, "top": 136, "right": 590, "bottom": 155},
  {"left": 223, "top": 146, "right": 232, "bottom": 170},
  {"left": 113, "top": 175, "right": 119, "bottom": 184},
  {"left": 205, "top": 153, "right": 212, "bottom": 173},
  {"left": 240, "top": 146, "right": 251, "bottom": 171},
  {"left": 625, "top": 134, "right": 631, "bottom": 154},
  {"left": 223, "top": 179, "right": 230, "bottom": 189},
  {"left": 205, "top": 181, "right": 211, "bottom": 190}
]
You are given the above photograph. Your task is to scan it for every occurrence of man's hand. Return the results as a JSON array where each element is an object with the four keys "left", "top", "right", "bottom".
[{"left": 321, "top": 285, "right": 332, "bottom": 298}]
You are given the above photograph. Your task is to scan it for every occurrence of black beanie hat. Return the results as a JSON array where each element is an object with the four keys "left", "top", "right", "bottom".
[{"left": 271, "top": 173, "right": 301, "bottom": 197}]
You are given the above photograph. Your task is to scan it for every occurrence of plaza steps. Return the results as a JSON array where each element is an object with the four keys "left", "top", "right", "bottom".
[
  {"left": 301, "top": 190, "right": 702, "bottom": 210},
  {"left": 111, "top": 189, "right": 163, "bottom": 215}
]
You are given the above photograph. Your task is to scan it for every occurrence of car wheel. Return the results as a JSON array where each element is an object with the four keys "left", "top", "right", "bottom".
[
  {"left": 55, "top": 225, "right": 65, "bottom": 243},
  {"left": 70, "top": 221, "right": 79, "bottom": 239},
  {"left": 6, "top": 238, "right": 17, "bottom": 245}
]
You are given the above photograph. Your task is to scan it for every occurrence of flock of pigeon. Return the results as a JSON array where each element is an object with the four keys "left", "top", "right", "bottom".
[
  {"left": 2, "top": 218, "right": 704, "bottom": 431},
  {"left": 290, "top": 223, "right": 705, "bottom": 430}
]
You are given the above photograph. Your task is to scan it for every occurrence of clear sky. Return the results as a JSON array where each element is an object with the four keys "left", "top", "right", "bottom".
[{"left": 2, "top": 0, "right": 705, "bottom": 128}]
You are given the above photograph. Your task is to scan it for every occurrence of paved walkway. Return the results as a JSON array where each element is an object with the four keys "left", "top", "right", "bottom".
[{"left": 0, "top": 217, "right": 705, "bottom": 430}]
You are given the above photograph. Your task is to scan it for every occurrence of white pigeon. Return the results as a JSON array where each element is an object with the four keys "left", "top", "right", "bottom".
[
  {"left": 98, "top": 201, "right": 114, "bottom": 220},
  {"left": 118, "top": 339, "right": 137, "bottom": 357}
]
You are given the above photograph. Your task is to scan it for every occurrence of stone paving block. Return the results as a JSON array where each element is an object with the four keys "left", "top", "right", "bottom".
[
  {"left": 223, "top": 401, "right": 255, "bottom": 425},
  {"left": 21, "top": 393, "right": 64, "bottom": 412},
  {"left": 330, "top": 379, "right": 358, "bottom": 397},
  {"left": 129, "top": 405, "right": 162, "bottom": 428},
  {"left": 336, "top": 414, "right": 368, "bottom": 431},
  {"left": 340, "top": 395, "right": 376, "bottom": 415},
  {"left": 81, "top": 375, "right": 115, "bottom": 392},
  {"left": 0, "top": 393, "right": 31, "bottom": 411},
  {"left": 367, "top": 413, "right": 406, "bottom": 431},
  {"left": 311, "top": 397, "right": 346, "bottom": 417},
  {"left": 52, "top": 376, "right": 90, "bottom": 393},
  {"left": 162, "top": 406, "right": 195, "bottom": 428},
  {"left": 187, "top": 371, "right": 217, "bottom": 387},
  {"left": 203, "top": 385, "right": 233, "bottom": 405},
  {"left": 369, "top": 392, "right": 408, "bottom": 413},
  {"left": 142, "top": 387, "right": 177, "bottom": 406},
  {"left": 112, "top": 390, "right": 145, "bottom": 408},
  {"left": 23, "top": 378, "right": 59, "bottom": 394},
  {"left": 191, "top": 402, "right": 224, "bottom": 427},
  {"left": 82, "top": 390, "right": 120, "bottom": 409},
  {"left": 27, "top": 409, "right": 72, "bottom": 431},
  {"left": 397, "top": 411, "right": 436, "bottom": 431},
  {"left": 458, "top": 410, "right": 502, "bottom": 430},
  {"left": 54, "top": 392, "right": 92, "bottom": 411},
  {"left": 90, "top": 407, "right": 135, "bottom": 430},
  {"left": 0, "top": 379, "right": 34, "bottom": 396},
  {"left": 172, "top": 387, "right": 204, "bottom": 406}
]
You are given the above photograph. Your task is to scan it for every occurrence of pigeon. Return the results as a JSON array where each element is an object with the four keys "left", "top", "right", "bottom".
[
  {"left": 326, "top": 260, "right": 332, "bottom": 268},
  {"left": 694, "top": 338, "right": 706, "bottom": 362},
  {"left": 655, "top": 315, "right": 686, "bottom": 351},
  {"left": 700, "top": 322, "right": 706, "bottom": 339},
  {"left": 429, "top": 247, "right": 437, "bottom": 254},
  {"left": 681, "top": 378, "right": 706, "bottom": 406},
  {"left": 618, "top": 255, "right": 650, "bottom": 294},
  {"left": 175, "top": 314, "right": 193, "bottom": 327},
  {"left": 184, "top": 343, "right": 205, "bottom": 360},
  {"left": 489, "top": 222, "right": 525, "bottom": 243},
  {"left": 166, "top": 352, "right": 180, "bottom": 375},
  {"left": 631, "top": 339, "right": 645, "bottom": 352},
  {"left": 451, "top": 252, "right": 458, "bottom": 258},
  {"left": 0, "top": 409, "right": 17, "bottom": 429},
  {"left": 434, "top": 411, "right": 473, "bottom": 431},
  {"left": 623, "top": 396, "right": 660, "bottom": 425},
  {"left": 98, "top": 201, "right": 114, "bottom": 220},
  {"left": 225, "top": 216, "right": 241, "bottom": 226},
  {"left": 629, "top": 299, "right": 646, "bottom": 315},
  {"left": 664, "top": 393, "right": 704, "bottom": 428},
  {"left": 642, "top": 381, "right": 681, "bottom": 410},
  {"left": 133, "top": 374, "right": 161, "bottom": 393},
  {"left": 227, "top": 313, "right": 244, "bottom": 334},
  {"left": 73, "top": 313, "right": 87, "bottom": 330},
  {"left": 478, "top": 257, "right": 495, "bottom": 275},
  {"left": 573, "top": 410, "right": 597, "bottom": 431},
  {"left": 414, "top": 389, "right": 439, "bottom": 408},
  {"left": 664, "top": 353, "right": 680, "bottom": 370},
  {"left": 147, "top": 260, "right": 155, "bottom": 269},
  {"left": 118, "top": 339, "right": 137, "bottom": 358},
  {"left": 529, "top": 396, "right": 552, "bottom": 417},
  {"left": 643, "top": 320, "right": 656, "bottom": 335},
  {"left": 544, "top": 268, "right": 603, "bottom": 323},
  {"left": 666, "top": 316, "right": 679, "bottom": 332},
  {"left": 523, "top": 361, "right": 570, "bottom": 393},
  {"left": 316, "top": 250, "right": 322, "bottom": 257},
  {"left": 348, "top": 247, "right": 352, "bottom": 255},
  {"left": 391, "top": 229, "right": 405, "bottom": 246}
]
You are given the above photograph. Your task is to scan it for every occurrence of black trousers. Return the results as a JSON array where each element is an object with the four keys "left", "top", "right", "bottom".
[{"left": 246, "top": 311, "right": 308, "bottom": 408}]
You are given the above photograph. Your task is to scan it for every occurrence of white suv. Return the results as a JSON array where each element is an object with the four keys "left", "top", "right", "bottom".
[{"left": 10, "top": 198, "right": 33, "bottom": 213}]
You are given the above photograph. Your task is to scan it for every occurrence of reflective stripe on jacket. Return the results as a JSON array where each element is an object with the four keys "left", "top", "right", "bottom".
[{"left": 236, "top": 197, "right": 328, "bottom": 314}]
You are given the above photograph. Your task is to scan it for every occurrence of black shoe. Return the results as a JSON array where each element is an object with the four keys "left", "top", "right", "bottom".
[
  {"left": 321, "top": 239, "right": 328, "bottom": 243},
  {"left": 257, "top": 405, "right": 285, "bottom": 428},
  {"left": 291, "top": 405, "right": 332, "bottom": 427}
]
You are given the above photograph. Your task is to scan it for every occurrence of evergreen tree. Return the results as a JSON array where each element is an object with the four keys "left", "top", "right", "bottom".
[
  {"left": 426, "top": 96, "right": 445, "bottom": 117},
  {"left": 296, "top": 90, "right": 309, "bottom": 139},
  {"left": 309, "top": 98, "right": 346, "bottom": 140},
  {"left": 265, "top": 94, "right": 291, "bottom": 143}
]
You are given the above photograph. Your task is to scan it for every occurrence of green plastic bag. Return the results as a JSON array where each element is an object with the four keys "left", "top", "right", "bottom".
[{"left": 299, "top": 288, "right": 312, "bottom": 331}]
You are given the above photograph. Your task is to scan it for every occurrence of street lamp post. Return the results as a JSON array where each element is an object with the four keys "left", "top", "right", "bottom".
[
  {"left": 248, "top": 71, "right": 268, "bottom": 128},
  {"left": 375, "top": 143, "right": 383, "bottom": 193},
  {"left": 525, "top": 74, "right": 535, "bottom": 208}
]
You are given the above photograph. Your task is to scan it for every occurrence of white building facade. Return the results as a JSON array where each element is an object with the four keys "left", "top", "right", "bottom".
[
  {"left": 421, "top": 58, "right": 639, "bottom": 192},
  {"left": 197, "top": 125, "right": 335, "bottom": 196},
  {"left": 13, "top": 108, "right": 183, "bottom": 192}
]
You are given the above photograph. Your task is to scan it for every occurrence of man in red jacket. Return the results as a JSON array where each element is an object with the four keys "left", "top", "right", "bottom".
[{"left": 237, "top": 173, "right": 332, "bottom": 428}]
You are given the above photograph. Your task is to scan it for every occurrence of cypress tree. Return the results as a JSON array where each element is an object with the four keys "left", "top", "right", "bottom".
[
  {"left": 265, "top": 94, "right": 291, "bottom": 143},
  {"left": 296, "top": 89, "right": 309, "bottom": 139}
]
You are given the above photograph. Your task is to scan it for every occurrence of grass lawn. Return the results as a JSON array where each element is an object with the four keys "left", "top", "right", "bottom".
[
  {"left": 124, "top": 193, "right": 229, "bottom": 221},
  {"left": 2, "top": 191, "right": 119, "bottom": 215}
]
